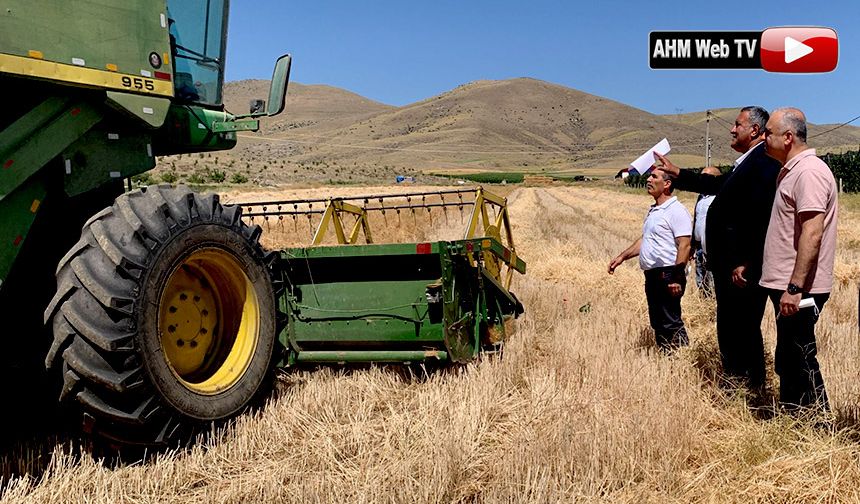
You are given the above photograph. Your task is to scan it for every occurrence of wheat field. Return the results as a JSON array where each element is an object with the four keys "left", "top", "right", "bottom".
[{"left": 3, "top": 183, "right": 860, "bottom": 503}]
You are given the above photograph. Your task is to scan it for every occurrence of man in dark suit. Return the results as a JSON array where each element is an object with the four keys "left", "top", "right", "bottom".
[{"left": 655, "top": 106, "right": 781, "bottom": 393}]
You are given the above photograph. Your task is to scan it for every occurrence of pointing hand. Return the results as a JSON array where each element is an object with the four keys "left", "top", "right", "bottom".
[{"left": 653, "top": 152, "right": 680, "bottom": 177}]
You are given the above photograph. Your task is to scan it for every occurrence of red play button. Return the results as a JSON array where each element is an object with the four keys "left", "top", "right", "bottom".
[{"left": 760, "top": 27, "right": 838, "bottom": 73}]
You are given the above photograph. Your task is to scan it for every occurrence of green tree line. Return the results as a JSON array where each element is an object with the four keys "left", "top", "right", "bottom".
[
  {"left": 822, "top": 149, "right": 860, "bottom": 193},
  {"left": 624, "top": 149, "right": 860, "bottom": 192}
]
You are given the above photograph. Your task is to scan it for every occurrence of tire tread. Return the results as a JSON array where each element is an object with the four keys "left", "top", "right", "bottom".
[{"left": 46, "top": 185, "right": 284, "bottom": 448}]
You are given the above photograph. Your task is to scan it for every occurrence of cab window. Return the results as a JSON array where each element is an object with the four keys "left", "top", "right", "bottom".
[{"left": 167, "top": 0, "right": 228, "bottom": 107}]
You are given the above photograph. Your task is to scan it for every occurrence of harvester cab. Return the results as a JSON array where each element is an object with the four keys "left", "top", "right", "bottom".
[{"left": 155, "top": 0, "right": 292, "bottom": 154}]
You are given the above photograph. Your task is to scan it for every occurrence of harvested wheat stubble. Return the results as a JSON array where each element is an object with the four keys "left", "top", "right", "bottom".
[{"left": 4, "top": 185, "right": 860, "bottom": 504}]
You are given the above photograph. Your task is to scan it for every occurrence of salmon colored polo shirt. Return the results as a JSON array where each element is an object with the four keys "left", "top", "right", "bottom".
[{"left": 760, "top": 148, "right": 838, "bottom": 294}]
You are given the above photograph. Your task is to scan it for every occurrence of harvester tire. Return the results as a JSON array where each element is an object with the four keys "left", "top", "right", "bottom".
[{"left": 44, "top": 185, "right": 282, "bottom": 447}]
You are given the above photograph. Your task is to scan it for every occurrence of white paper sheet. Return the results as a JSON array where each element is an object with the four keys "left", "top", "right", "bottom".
[{"left": 629, "top": 138, "right": 671, "bottom": 175}]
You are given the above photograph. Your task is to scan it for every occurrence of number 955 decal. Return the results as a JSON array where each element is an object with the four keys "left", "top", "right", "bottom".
[{"left": 121, "top": 76, "right": 155, "bottom": 91}]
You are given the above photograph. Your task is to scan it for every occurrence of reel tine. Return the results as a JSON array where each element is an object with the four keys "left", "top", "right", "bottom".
[
  {"left": 458, "top": 193, "right": 464, "bottom": 224},
  {"left": 379, "top": 197, "right": 387, "bottom": 225},
  {"left": 261, "top": 205, "right": 269, "bottom": 230},
  {"left": 408, "top": 196, "right": 416, "bottom": 226}
]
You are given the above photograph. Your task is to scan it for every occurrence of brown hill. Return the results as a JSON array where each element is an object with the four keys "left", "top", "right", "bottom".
[
  {"left": 223, "top": 79, "right": 393, "bottom": 132},
  {"left": 155, "top": 79, "right": 859, "bottom": 186},
  {"left": 314, "top": 78, "right": 729, "bottom": 169},
  {"left": 232, "top": 78, "right": 729, "bottom": 176}
]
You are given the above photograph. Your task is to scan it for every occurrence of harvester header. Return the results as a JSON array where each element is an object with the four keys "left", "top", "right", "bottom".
[{"left": 237, "top": 186, "right": 526, "bottom": 367}]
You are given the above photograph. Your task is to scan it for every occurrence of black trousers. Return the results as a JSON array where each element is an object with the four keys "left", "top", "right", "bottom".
[
  {"left": 713, "top": 271, "right": 768, "bottom": 388},
  {"left": 644, "top": 266, "right": 688, "bottom": 350},
  {"left": 767, "top": 290, "right": 830, "bottom": 411}
]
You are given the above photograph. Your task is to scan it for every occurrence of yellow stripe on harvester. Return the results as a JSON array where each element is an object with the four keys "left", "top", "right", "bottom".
[{"left": 0, "top": 52, "right": 173, "bottom": 97}]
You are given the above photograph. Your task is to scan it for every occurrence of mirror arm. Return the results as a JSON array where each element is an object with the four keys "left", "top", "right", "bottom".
[{"left": 232, "top": 111, "right": 267, "bottom": 119}]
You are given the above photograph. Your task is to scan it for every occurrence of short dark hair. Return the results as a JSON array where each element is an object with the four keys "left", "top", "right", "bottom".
[
  {"left": 741, "top": 106, "right": 769, "bottom": 133},
  {"left": 654, "top": 168, "right": 674, "bottom": 193}
]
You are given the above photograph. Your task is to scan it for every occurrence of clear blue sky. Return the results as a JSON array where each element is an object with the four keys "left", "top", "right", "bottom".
[{"left": 226, "top": 0, "right": 859, "bottom": 124}]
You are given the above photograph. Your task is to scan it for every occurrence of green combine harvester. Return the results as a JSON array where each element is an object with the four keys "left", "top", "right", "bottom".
[{"left": 0, "top": 1, "right": 525, "bottom": 448}]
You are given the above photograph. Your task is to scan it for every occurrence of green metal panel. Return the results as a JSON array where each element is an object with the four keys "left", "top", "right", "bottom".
[
  {"left": 281, "top": 243, "right": 448, "bottom": 364},
  {"left": 106, "top": 91, "right": 171, "bottom": 129},
  {"left": 277, "top": 239, "right": 529, "bottom": 366},
  {"left": 0, "top": 97, "right": 69, "bottom": 159},
  {"left": 0, "top": 178, "right": 46, "bottom": 289},
  {"left": 289, "top": 280, "right": 444, "bottom": 344},
  {"left": 62, "top": 127, "right": 155, "bottom": 197},
  {"left": 0, "top": 98, "right": 102, "bottom": 196},
  {"left": 0, "top": 1, "right": 172, "bottom": 97},
  {"left": 151, "top": 104, "right": 238, "bottom": 155}
]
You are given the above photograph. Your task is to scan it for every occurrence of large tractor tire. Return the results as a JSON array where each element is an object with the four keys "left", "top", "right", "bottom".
[{"left": 44, "top": 185, "right": 282, "bottom": 447}]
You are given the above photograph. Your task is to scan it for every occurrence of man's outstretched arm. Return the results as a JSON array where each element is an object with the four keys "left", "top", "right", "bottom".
[{"left": 654, "top": 152, "right": 724, "bottom": 195}]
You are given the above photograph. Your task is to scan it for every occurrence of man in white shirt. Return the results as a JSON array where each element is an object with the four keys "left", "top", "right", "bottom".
[
  {"left": 608, "top": 168, "right": 692, "bottom": 350},
  {"left": 692, "top": 166, "right": 721, "bottom": 296}
]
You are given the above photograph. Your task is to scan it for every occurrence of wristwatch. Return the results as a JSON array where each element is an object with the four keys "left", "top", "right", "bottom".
[{"left": 786, "top": 283, "right": 803, "bottom": 295}]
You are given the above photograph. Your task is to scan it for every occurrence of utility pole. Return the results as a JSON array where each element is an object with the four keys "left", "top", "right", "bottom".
[{"left": 705, "top": 109, "right": 712, "bottom": 167}]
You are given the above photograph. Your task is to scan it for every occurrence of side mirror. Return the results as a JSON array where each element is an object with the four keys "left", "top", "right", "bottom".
[
  {"left": 266, "top": 54, "right": 291, "bottom": 117},
  {"left": 249, "top": 99, "right": 265, "bottom": 114}
]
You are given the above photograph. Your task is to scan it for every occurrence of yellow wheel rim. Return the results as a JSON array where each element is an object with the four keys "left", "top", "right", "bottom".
[{"left": 158, "top": 248, "right": 260, "bottom": 395}]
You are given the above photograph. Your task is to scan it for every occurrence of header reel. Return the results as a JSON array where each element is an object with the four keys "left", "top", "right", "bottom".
[{"left": 237, "top": 186, "right": 520, "bottom": 291}]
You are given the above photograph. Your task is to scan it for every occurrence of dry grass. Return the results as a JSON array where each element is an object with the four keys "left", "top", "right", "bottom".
[{"left": 4, "top": 185, "right": 860, "bottom": 503}]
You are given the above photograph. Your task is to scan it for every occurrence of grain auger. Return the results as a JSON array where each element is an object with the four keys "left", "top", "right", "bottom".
[{"left": 236, "top": 186, "right": 526, "bottom": 365}]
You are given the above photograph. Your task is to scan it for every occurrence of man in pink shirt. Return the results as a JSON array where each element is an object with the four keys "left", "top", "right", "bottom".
[{"left": 761, "top": 107, "right": 838, "bottom": 412}]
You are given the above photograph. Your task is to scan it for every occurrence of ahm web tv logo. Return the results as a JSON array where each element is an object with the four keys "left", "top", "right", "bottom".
[{"left": 649, "top": 27, "right": 838, "bottom": 73}]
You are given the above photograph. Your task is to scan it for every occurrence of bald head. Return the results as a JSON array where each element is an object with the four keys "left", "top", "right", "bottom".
[
  {"left": 765, "top": 107, "right": 809, "bottom": 164},
  {"left": 773, "top": 107, "right": 808, "bottom": 143},
  {"left": 701, "top": 166, "right": 721, "bottom": 177}
]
